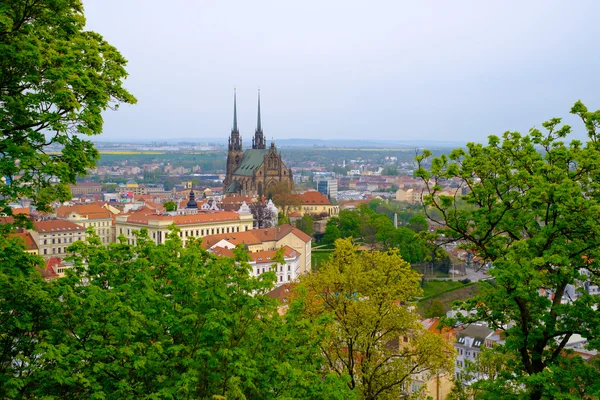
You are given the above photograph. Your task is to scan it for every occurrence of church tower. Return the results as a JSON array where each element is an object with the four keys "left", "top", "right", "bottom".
[
  {"left": 224, "top": 89, "right": 243, "bottom": 191},
  {"left": 252, "top": 89, "right": 266, "bottom": 149}
]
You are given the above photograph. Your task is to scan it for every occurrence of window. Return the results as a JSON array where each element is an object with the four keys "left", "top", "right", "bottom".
[
  {"left": 44, "top": 249, "right": 47, "bottom": 255},
  {"left": 279, "top": 276, "right": 282, "bottom": 282},
  {"left": 257, "top": 269, "right": 260, "bottom": 275},
  {"left": 287, "top": 275, "right": 290, "bottom": 281},
  {"left": 403, "top": 336, "right": 408, "bottom": 343},
  {"left": 288, "top": 265, "right": 291, "bottom": 271},
  {"left": 52, "top": 238, "right": 55, "bottom": 244}
]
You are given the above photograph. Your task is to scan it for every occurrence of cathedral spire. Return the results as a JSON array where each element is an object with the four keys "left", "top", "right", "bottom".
[
  {"left": 253, "top": 89, "right": 265, "bottom": 149},
  {"left": 257, "top": 89, "right": 262, "bottom": 132},
  {"left": 232, "top": 88, "right": 238, "bottom": 133},
  {"left": 229, "top": 88, "right": 241, "bottom": 152}
]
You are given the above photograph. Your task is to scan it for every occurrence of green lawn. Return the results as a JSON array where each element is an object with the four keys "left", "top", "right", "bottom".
[
  {"left": 312, "top": 250, "right": 333, "bottom": 271},
  {"left": 421, "top": 279, "right": 465, "bottom": 298}
]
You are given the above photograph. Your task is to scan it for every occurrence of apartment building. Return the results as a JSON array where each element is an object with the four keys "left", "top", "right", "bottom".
[
  {"left": 212, "top": 245, "right": 301, "bottom": 286},
  {"left": 56, "top": 204, "right": 114, "bottom": 244},
  {"left": 115, "top": 209, "right": 254, "bottom": 246},
  {"left": 30, "top": 220, "right": 86, "bottom": 259},
  {"left": 201, "top": 224, "right": 312, "bottom": 274}
]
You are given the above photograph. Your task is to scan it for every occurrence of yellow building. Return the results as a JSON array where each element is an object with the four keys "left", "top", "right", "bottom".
[
  {"left": 115, "top": 209, "right": 254, "bottom": 246},
  {"left": 279, "top": 191, "right": 339, "bottom": 217},
  {"left": 56, "top": 204, "right": 114, "bottom": 245},
  {"left": 30, "top": 220, "right": 87, "bottom": 259}
]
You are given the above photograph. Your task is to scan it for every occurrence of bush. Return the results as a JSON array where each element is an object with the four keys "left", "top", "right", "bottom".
[{"left": 460, "top": 278, "right": 471, "bottom": 284}]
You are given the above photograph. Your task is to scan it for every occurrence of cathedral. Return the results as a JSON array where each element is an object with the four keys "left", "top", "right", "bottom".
[{"left": 223, "top": 90, "right": 293, "bottom": 197}]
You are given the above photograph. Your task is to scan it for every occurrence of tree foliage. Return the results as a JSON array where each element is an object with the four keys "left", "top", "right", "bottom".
[
  {"left": 297, "top": 238, "right": 453, "bottom": 399},
  {"left": 0, "top": 228, "right": 351, "bottom": 399},
  {"left": 163, "top": 200, "right": 177, "bottom": 212},
  {"left": 295, "top": 214, "right": 314, "bottom": 236},
  {"left": 416, "top": 101, "right": 600, "bottom": 399},
  {"left": 0, "top": 0, "right": 136, "bottom": 216}
]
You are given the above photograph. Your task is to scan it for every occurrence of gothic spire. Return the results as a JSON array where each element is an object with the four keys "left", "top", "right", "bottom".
[
  {"left": 257, "top": 89, "right": 262, "bottom": 132},
  {"left": 232, "top": 88, "right": 238, "bottom": 133},
  {"left": 253, "top": 89, "right": 265, "bottom": 149}
]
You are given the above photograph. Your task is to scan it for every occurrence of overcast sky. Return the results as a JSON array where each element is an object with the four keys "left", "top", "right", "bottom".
[{"left": 83, "top": 0, "right": 600, "bottom": 143}]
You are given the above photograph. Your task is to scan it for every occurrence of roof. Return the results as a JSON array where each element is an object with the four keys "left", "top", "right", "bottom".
[
  {"left": 11, "top": 232, "right": 38, "bottom": 250},
  {"left": 233, "top": 149, "right": 268, "bottom": 176},
  {"left": 124, "top": 210, "right": 241, "bottom": 226},
  {"left": 226, "top": 180, "right": 241, "bottom": 193},
  {"left": 281, "top": 191, "right": 331, "bottom": 206},
  {"left": 212, "top": 245, "right": 299, "bottom": 263},
  {"left": 267, "top": 283, "right": 296, "bottom": 304},
  {"left": 33, "top": 219, "right": 86, "bottom": 233},
  {"left": 56, "top": 204, "right": 112, "bottom": 220},
  {"left": 221, "top": 196, "right": 255, "bottom": 204},
  {"left": 201, "top": 224, "right": 310, "bottom": 249},
  {"left": 456, "top": 324, "right": 494, "bottom": 348}
]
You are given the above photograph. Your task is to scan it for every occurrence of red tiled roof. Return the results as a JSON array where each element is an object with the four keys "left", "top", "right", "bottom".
[
  {"left": 212, "top": 245, "right": 298, "bottom": 263},
  {"left": 56, "top": 204, "right": 112, "bottom": 220},
  {"left": 201, "top": 224, "right": 310, "bottom": 249},
  {"left": 33, "top": 220, "right": 85, "bottom": 233},
  {"left": 125, "top": 210, "right": 240, "bottom": 226},
  {"left": 11, "top": 232, "right": 38, "bottom": 250}
]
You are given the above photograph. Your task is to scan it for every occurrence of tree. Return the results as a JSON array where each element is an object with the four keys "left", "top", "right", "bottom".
[
  {"left": 0, "top": 0, "right": 136, "bottom": 217},
  {"left": 298, "top": 238, "right": 453, "bottom": 399},
  {"left": 248, "top": 201, "right": 274, "bottom": 229},
  {"left": 0, "top": 227, "right": 352, "bottom": 399},
  {"left": 296, "top": 215, "right": 314, "bottom": 236},
  {"left": 424, "top": 299, "right": 445, "bottom": 318},
  {"left": 416, "top": 101, "right": 600, "bottom": 399},
  {"left": 163, "top": 200, "right": 177, "bottom": 212},
  {"left": 408, "top": 214, "right": 428, "bottom": 232},
  {"left": 322, "top": 221, "right": 341, "bottom": 244}
]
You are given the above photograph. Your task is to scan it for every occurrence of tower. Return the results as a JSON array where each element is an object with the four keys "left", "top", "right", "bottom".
[
  {"left": 224, "top": 89, "right": 243, "bottom": 191},
  {"left": 252, "top": 89, "right": 266, "bottom": 149}
]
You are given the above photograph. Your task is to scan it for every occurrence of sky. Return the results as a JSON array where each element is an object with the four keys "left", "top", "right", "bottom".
[{"left": 83, "top": 0, "right": 600, "bottom": 143}]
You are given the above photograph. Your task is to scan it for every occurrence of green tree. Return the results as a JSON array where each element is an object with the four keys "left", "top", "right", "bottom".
[
  {"left": 424, "top": 299, "right": 445, "bottom": 318},
  {"left": 0, "top": 0, "right": 136, "bottom": 217},
  {"left": 322, "top": 220, "right": 341, "bottom": 244},
  {"left": 408, "top": 214, "right": 428, "bottom": 232},
  {"left": 416, "top": 102, "right": 600, "bottom": 399},
  {"left": 163, "top": 200, "right": 177, "bottom": 212},
  {"left": 0, "top": 227, "right": 352, "bottom": 399},
  {"left": 299, "top": 238, "right": 453, "bottom": 399},
  {"left": 296, "top": 215, "right": 314, "bottom": 236}
]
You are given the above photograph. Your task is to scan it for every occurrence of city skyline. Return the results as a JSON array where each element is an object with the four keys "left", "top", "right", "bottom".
[{"left": 83, "top": 0, "right": 600, "bottom": 142}]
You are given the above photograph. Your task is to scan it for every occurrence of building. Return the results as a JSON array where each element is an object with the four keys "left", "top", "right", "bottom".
[
  {"left": 281, "top": 191, "right": 339, "bottom": 217},
  {"left": 317, "top": 178, "right": 338, "bottom": 200},
  {"left": 56, "top": 203, "right": 114, "bottom": 245},
  {"left": 454, "top": 324, "right": 494, "bottom": 380},
  {"left": 115, "top": 208, "right": 254, "bottom": 246},
  {"left": 30, "top": 220, "right": 86, "bottom": 259},
  {"left": 212, "top": 245, "right": 301, "bottom": 286},
  {"left": 223, "top": 90, "right": 293, "bottom": 197},
  {"left": 201, "top": 224, "right": 312, "bottom": 274},
  {"left": 69, "top": 182, "right": 102, "bottom": 196},
  {"left": 11, "top": 231, "right": 38, "bottom": 254}
]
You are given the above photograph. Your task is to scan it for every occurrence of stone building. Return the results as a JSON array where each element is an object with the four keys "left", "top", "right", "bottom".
[{"left": 223, "top": 90, "right": 293, "bottom": 197}]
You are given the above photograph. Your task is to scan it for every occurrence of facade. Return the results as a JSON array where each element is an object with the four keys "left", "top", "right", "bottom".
[
  {"left": 115, "top": 208, "right": 254, "bottom": 246},
  {"left": 212, "top": 245, "right": 301, "bottom": 286},
  {"left": 317, "top": 178, "right": 338, "bottom": 200},
  {"left": 201, "top": 224, "right": 312, "bottom": 274},
  {"left": 56, "top": 204, "right": 114, "bottom": 245},
  {"left": 224, "top": 90, "right": 293, "bottom": 197},
  {"left": 69, "top": 182, "right": 102, "bottom": 196},
  {"left": 284, "top": 191, "right": 340, "bottom": 217},
  {"left": 454, "top": 324, "right": 494, "bottom": 380},
  {"left": 30, "top": 220, "right": 86, "bottom": 259}
]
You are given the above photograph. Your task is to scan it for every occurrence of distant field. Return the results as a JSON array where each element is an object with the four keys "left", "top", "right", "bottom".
[
  {"left": 312, "top": 250, "right": 333, "bottom": 271},
  {"left": 99, "top": 151, "right": 166, "bottom": 155}
]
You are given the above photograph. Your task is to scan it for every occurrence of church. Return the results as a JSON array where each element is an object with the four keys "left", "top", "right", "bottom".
[{"left": 223, "top": 90, "right": 293, "bottom": 197}]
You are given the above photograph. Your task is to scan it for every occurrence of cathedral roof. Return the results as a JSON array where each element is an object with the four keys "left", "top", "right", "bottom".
[
  {"left": 233, "top": 149, "right": 268, "bottom": 177},
  {"left": 226, "top": 180, "right": 242, "bottom": 193}
]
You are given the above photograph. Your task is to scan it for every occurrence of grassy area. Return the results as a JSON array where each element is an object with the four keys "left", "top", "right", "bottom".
[
  {"left": 421, "top": 279, "right": 465, "bottom": 298},
  {"left": 312, "top": 250, "right": 333, "bottom": 271}
]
